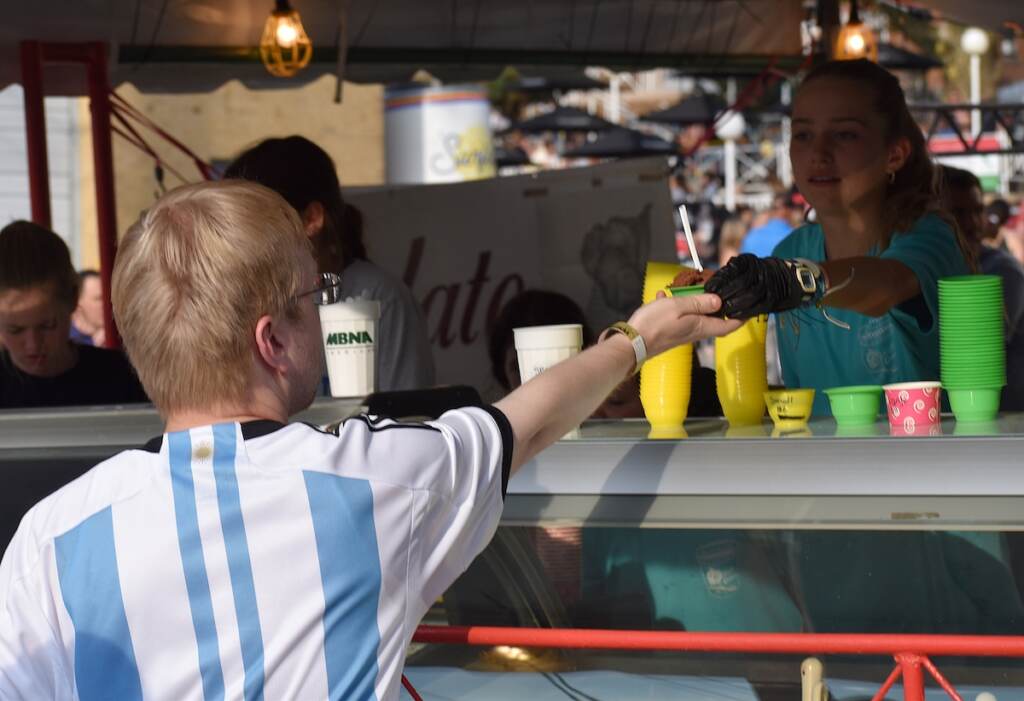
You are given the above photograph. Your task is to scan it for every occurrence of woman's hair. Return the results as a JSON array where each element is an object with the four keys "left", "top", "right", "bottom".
[
  {"left": 801, "top": 59, "right": 973, "bottom": 262},
  {"left": 112, "top": 180, "right": 310, "bottom": 414},
  {"left": 487, "top": 290, "right": 593, "bottom": 391},
  {"left": 223, "top": 135, "right": 367, "bottom": 273},
  {"left": 0, "top": 220, "right": 79, "bottom": 309}
]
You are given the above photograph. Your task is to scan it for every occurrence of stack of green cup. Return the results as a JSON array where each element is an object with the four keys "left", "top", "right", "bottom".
[{"left": 938, "top": 275, "right": 1005, "bottom": 422}]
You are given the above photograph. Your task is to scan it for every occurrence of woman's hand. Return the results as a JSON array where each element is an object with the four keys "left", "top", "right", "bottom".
[
  {"left": 707, "top": 253, "right": 923, "bottom": 318},
  {"left": 705, "top": 254, "right": 817, "bottom": 319}
]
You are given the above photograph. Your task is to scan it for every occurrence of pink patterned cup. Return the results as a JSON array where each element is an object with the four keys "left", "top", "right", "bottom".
[
  {"left": 889, "top": 423, "right": 943, "bottom": 438},
  {"left": 883, "top": 381, "right": 942, "bottom": 431}
]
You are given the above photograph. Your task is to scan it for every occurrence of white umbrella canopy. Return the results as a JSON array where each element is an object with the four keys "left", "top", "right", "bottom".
[{"left": 3, "top": 0, "right": 806, "bottom": 94}]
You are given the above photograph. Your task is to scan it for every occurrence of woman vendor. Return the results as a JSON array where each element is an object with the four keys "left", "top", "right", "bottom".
[
  {"left": 707, "top": 59, "right": 972, "bottom": 415},
  {"left": 705, "top": 60, "right": 1024, "bottom": 636}
]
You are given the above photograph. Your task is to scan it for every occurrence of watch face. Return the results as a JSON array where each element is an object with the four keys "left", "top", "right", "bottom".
[{"left": 797, "top": 269, "right": 816, "bottom": 294}]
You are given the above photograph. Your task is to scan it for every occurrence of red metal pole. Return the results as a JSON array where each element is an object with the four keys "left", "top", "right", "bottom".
[
  {"left": 870, "top": 665, "right": 902, "bottom": 701},
  {"left": 922, "top": 657, "right": 964, "bottom": 701},
  {"left": 84, "top": 42, "right": 121, "bottom": 349},
  {"left": 400, "top": 675, "right": 424, "bottom": 701},
  {"left": 895, "top": 653, "right": 926, "bottom": 701},
  {"left": 414, "top": 625, "right": 1024, "bottom": 657},
  {"left": 19, "top": 41, "right": 51, "bottom": 229}
]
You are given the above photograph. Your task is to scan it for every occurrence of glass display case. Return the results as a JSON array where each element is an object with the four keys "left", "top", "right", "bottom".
[
  {"left": 409, "top": 417, "right": 1024, "bottom": 699},
  {"left": 5, "top": 408, "right": 1024, "bottom": 698}
]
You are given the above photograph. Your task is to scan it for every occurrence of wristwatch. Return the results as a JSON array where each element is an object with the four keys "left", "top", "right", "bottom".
[
  {"left": 600, "top": 321, "right": 648, "bottom": 374},
  {"left": 789, "top": 258, "right": 827, "bottom": 302}
]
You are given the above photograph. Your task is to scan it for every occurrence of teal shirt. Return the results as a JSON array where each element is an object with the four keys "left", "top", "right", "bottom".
[
  {"left": 772, "top": 214, "right": 969, "bottom": 415},
  {"left": 582, "top": 529, "right": 803, "bottom": 631}
]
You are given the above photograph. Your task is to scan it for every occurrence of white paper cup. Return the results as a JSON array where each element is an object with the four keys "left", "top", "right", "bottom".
[
  {"left": 513, "top": 324, "right": 584, "bottom": 384},
  {"left": 319, "top": 300, "right": 381, "bottom": 398},
  {"left": 513, "top": 324, "right": 584, "bottom": 440}
]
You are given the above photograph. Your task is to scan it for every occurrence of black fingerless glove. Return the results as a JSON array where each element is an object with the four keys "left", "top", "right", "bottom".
[{"left": 704, "top": 254, "right": 822, "bottom": 319}]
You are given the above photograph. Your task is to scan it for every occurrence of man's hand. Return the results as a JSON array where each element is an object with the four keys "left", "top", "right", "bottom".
[
  {"left": 705, "top": 254, "right": 815, "bottom": 319},
  {"left": 627, "top": 293, "right": 741, "bottom": 358}
]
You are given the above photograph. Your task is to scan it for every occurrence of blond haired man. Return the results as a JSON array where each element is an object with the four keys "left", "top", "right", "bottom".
[{"left": 0, "top": 180, "right": 738, "bottom": 700}]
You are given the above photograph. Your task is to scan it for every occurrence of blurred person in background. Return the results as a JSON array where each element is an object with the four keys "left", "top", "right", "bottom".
[
  {"left": 486, "top": 289, "right": 595, "bottom": 396},
  {"left": 986, "top": 198, "right": 1011, "bottom": 241},
  {"left": 739, "top": 192, "right": 802, "bottom": 258},
  {"left": 941, "top": 166, "right": 1024, "bottom": 410},
  {"left": 70, "top": 269, "right": 105, "bottom": 346},
  {"left": 717, "top": 216, "right": 750, "bottom": 267},
  {"left": 987, "top": 198, "right": 1024, "bottom": 265},
  {"left": 0, "top": 222, "right": 148, "bottom": 409},
  {"left": 225, "top": 136, "right": 435, "bottom": 392}
]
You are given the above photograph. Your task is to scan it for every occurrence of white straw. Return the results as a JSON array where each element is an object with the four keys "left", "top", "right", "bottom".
[{"left": 678, "top": 204, "right": 702, "bottom": 272}]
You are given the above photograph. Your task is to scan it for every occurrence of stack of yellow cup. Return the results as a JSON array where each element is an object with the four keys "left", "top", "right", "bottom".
[
  {"left": 715, "top": 315, "right": 768, "bottom": 425},
  {"left": 639, "top": 262, "right": 692, "bottom": 437}
]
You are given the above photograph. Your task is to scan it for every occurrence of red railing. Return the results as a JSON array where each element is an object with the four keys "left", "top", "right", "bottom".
[
  {"left": 410, "top": 625, "right": 1024, "bottom": 701},
  {"left": 20, "top": 41, "right": 121, "bottom": 348}
]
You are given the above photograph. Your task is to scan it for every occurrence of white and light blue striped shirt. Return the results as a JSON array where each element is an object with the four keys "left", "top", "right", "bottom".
[{"left": 0, "top": 407, "right": 511, "bottom": 700}]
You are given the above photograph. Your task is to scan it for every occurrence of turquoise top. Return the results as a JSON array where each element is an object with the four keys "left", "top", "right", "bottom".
[{"left": 772, "top": 213, "right": 969, "bottom": 415}]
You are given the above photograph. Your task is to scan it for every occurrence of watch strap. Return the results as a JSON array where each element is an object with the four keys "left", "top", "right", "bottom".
[{"left": 600, "top": 321, "right": 648, "bottom": 374}]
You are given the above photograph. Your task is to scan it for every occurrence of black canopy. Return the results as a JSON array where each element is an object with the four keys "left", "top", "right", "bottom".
[
  {"left": 563, "top": 127, "right": 677, "bottom": 159},
  {"left": 643, "top": 93, "right": 728, "bottom": 125},
  {"left": 507, "top": 106, "right": 618, "bottom": 133},
  {"left": 879, "top": 43, "right": 943, "bottom": 72},
  {"left": 494, "top": 145, "right": 532, "bottom": 167}
]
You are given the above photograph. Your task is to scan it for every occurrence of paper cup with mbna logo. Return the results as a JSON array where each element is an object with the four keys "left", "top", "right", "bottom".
[{"left": 319, "top": 300, "right": 381, "bottom": 397}]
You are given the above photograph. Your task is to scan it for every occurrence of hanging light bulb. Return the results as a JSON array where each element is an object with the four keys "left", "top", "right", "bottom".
[
  {"left": 260, "top": 0, "right": 313, "bottom": 77},
  {"left": 834, "top": 0, "right": 878, "bottom": 62}
]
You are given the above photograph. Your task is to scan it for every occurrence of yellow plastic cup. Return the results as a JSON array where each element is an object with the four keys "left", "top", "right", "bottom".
[
  {"left": 647, "top": 425, "right": 689, "bottom": 440},
  {"left": 764, "top": 388, "right": 815, "bottom": 429},
  {"left": 643, "top": 261, "right": 686, "bottom": 303},
  {"left": 640, "top": 343, "right": 692, "bottom": 430},
  {"left": 715, "top": 315, "right": 768, "bottom": 425},
  {"left": 639, "top": 262, "right": 694, "bottom": 431}
]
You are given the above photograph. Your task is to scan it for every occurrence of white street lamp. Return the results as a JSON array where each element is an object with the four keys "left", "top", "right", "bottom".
[{"left": 961, "top": 27, "right": 990, "bottom": 139}]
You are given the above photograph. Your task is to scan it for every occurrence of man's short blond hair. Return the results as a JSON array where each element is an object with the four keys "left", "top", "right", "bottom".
[{"left": 112, "top": 180, "right": 311, "bottom": 413}]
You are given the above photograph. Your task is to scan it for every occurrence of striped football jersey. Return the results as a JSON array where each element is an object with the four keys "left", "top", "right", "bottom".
[{"left": 0, "top": 406, "right": 512, "bottom": 700}]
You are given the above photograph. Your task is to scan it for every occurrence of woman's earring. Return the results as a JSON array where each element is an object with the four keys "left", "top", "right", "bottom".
[{"left": 887, "top": 170, "right": 896, "bottom": 185}]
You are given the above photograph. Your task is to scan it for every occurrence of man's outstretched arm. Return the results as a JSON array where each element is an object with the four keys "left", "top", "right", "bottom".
[{"left": 495, "top": 293, "right": 740, "bottom": 474}]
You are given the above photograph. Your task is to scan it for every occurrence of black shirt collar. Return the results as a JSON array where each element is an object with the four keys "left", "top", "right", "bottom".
[{"left": 140, "top": 419, "right": 288, "bottom": 453}]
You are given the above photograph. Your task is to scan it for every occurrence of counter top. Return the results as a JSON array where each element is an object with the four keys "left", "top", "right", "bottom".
[
  {"left": 505, "top": 415, "right": 1024, "bottom": 529},
  {"left": 512, "top": 415, "right": 1024, "bottom": 497},
  {"left": 4, "top": 406, "right": 1022, "bottom": 530}
]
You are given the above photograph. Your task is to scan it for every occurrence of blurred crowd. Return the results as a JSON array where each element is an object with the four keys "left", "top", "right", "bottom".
[{"left": 673, "top": 172, "right": 1024, "bottom": 275}]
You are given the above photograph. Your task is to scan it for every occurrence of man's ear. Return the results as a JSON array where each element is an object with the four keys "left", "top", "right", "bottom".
[
  {"left": 887, "top": 137, "right": 912, "bottom": 175},
  {"left": 301, "top": 202, "right": 325, "bottom": 238},
  {"left": 254, "top": 314, "right": 289, "bottom": 373}
]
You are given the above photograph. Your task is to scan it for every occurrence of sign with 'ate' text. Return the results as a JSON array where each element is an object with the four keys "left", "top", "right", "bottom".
[{"left": 348, "top": 157, "right": 677, "bottom": 400}]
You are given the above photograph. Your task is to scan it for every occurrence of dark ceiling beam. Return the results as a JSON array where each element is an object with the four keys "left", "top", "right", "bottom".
[{"left": 117, "top": 45, "right": 804, "bottom": 74}]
